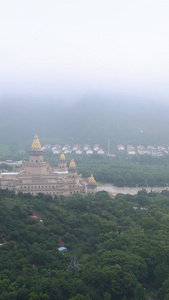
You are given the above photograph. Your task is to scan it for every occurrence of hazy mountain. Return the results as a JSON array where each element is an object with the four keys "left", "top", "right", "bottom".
[{"left": 0, "top": 97, "right": 169, "bottom": 147}]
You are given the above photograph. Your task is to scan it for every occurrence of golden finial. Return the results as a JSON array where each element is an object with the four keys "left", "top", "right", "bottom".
[
  {"left": 88, "top": 174, "right": 96, "bottom": 185},
  {"left": 69, "top": 159, "right": 76, "bottom": 169},
  {"left": 60, "top": 152, "right": 66, "bottom": 161},
  {"left": 31, "top": 135, "right": 41, "bottom": 150}
]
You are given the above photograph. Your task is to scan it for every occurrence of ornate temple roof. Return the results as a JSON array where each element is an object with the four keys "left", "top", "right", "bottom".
[
  {"left": 60, "top": 152, "right": 66, "bottom": 161},
  {"left": 69, "top": 159, "right": 76, "bottom": 169},
  {"left": 88, "top": 174, "right": 96, "bottom": 185},
  {"left": 31, "top": 135, "right": 41, "bottom": 150}
]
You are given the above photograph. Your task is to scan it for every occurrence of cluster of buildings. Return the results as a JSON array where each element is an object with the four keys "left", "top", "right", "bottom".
[
  {"left": 39, "top": 142, "right": 169, "bottom": 157},
  {"left": 117, "top": 144, "right": 168, "bottom": 156},
  {"left": 42, "top": 143, "right": 105, "bottom": 155},
  {"left": 0, "top": 135, "right": 97, "bottom": 197}
]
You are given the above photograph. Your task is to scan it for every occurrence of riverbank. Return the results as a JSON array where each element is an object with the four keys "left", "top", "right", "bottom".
[{"left": 98, "top": 184, "right": 168, "bottom": 196}]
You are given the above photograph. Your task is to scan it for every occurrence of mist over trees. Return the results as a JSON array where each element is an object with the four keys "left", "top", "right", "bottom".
[{"left": 0, "top": 97, "right": 169, "bottom": 147}]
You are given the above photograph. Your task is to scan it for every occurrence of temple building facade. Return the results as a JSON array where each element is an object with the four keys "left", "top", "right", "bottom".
[{"left": 0, "top": 135, "right": 97, "bottom": 196}]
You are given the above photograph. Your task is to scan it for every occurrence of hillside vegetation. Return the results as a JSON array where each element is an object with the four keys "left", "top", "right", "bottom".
[
  {"left": 46, "top": 153, "right": 169, "bottom": 187},
  {"left": 1, "top": 98, "right": 169, "bottom": 147}
]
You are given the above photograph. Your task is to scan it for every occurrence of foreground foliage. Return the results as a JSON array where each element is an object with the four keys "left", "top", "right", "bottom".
[{"left": 1, "top": 189, "right": 169, "bottom": 299}]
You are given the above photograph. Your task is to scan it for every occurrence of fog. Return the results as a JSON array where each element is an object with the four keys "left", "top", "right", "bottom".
[
  {"left": 1, "top": 1, "right": 169, "bottom": 145},
  {"left": 0, "top": 0, "right": 169, "bottom": 101}
]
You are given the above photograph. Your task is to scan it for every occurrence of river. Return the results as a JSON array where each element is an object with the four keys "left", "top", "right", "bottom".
[{"left": 97, "top": 184, "right": 168, "bottom": 196}]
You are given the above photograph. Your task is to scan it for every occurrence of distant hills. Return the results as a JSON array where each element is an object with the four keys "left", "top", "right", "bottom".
[{"left": 0, "top": 97, "right": 169, "bottom": 148}]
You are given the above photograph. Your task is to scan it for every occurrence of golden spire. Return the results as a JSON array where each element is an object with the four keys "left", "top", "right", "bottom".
[
  {"left": 69, "top": 159, "right": 76, "bottom": 169},
  {"left": 60, "top": 152, "right": 66, "bottom": 161},
  {"left": 88, "top": 174, "right": 96, "bottom": 185},
  {"left": 31, "top": 135, "right": 41, "bottom": 150}
]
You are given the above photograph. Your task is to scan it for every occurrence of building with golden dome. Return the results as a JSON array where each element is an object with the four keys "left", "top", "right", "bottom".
[
  {"left": 87, "top": 174, "right": 97, "bottom": 194},
  {"left": 0, "top": 135, "right": 97, "bottom": 196}
]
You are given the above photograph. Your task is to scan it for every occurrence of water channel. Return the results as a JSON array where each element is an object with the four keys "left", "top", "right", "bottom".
[{"left": 98, "top": 184, "right": 168, "bottom": 196}]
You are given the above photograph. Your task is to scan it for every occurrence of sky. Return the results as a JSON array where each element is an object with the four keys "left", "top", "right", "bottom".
[{"left": 0, "top": 0, "right": 169, "bottom": 100}]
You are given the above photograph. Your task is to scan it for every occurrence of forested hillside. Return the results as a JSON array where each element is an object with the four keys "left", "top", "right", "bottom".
[
  {"left": 1, "top": 190, "right": 169, "bottom": 299},
  {"left": 1, "top": 98, "right": 169, "bottom": 147}
]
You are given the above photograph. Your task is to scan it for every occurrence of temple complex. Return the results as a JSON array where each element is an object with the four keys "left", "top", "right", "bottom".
[{"left": 0, "top": 135, "right": 97, "bottom": 196}]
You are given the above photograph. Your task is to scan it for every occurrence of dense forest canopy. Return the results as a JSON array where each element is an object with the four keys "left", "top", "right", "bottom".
[{"left": 1, "top": 189, "right": 169, "bottom": 299}]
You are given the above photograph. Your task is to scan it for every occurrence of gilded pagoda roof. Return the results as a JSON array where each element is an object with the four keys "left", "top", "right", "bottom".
[
  {"left": 60, "top": 152, "right": 66, "bottom": 161},
  {"left": 88, "top": 174, "right": 96, "bottom": 185},
  {"left": 31, "top": 135, "right": 41, "bottom": 150},
  {"left": 69, "top": 159, "right": 76, "bottom": 169}
]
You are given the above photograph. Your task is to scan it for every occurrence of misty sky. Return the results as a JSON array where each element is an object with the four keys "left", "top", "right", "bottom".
[{"left": 0, "top": 0, "right": 169, "bottom": 100}]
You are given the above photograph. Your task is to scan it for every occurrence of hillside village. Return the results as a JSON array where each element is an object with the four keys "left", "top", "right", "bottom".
[
  {"left": 40, "top": 143, "right": 169, "bottom": 157},
  {"left": 118, "top": 144, "right": 168, "bottom": 156},
  {"left": 1, "top": 143, "right": 168, "bottom": 168},
  {"left": 41, "top": 143, "right": 105, "bottom": 155}
]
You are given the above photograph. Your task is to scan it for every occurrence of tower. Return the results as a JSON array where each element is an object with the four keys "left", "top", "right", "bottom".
[
  {"left": 24, "top": 135, "right": 51, "bottom": 175},
  {"left": 87, "top": 174, "right": 97, "bottom": 194},
  {"left": 29, "top": 135, "right": 44, "bottom": 164},
  {"left": 68, "top": 159, "right": 77, "bottom": 177},
  {"left": 57, "top": 152, "right": 67, "bottom": 171}
]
